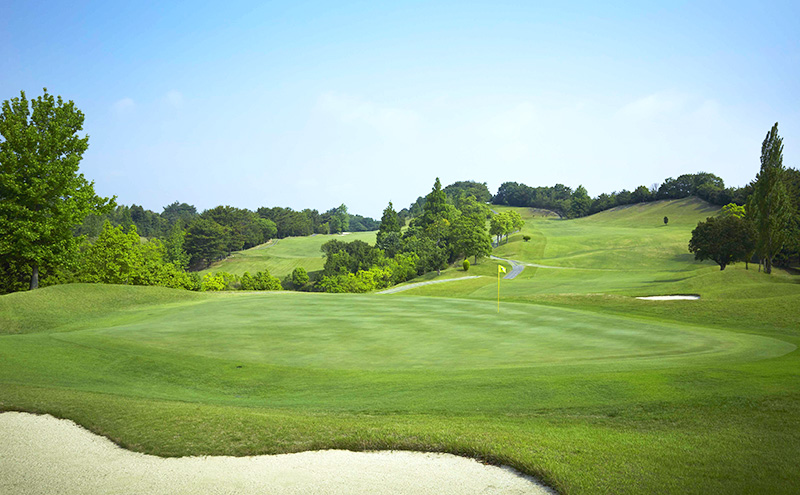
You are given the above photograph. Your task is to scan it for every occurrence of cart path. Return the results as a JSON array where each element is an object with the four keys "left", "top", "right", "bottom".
[{"left": 377, "top": 276, "right": 482, "bottom": 294}]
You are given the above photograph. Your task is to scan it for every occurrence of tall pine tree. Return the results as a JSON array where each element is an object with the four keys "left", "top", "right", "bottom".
[{"left": 748, "top": 122, "right": 791, "bottom": 274}]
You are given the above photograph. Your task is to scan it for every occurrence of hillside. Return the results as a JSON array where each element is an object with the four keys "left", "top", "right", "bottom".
[{"left": 199, "top": 231, "right": 377, "bottom": 278}]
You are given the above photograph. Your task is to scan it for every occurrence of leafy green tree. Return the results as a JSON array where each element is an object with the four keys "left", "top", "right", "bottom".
[
  {"left": 416, "top": 178, "right": 449, "bottom": 229},
  {"left": 631, "top": 185, "right": 653, "bottom": 204},
  {"left": 507, "top": 211, "right": 524, "bottom": 235},
  {"left": 490, "top": 213, "right": 510, "bottom": 245},
  {"left": 79, "top": 221, "right": 142, "bottom": 284},
  {"left": 689, "top": 216, "right": 756, "bottom": 270},
  {"left": 444, "top": 180, "right": 492, "bottom": 204},
  {"left": 378, "top": 202, "right": 401, "bottom": 235},
  {"left": 719, "top": 203, "right": 746, "bottom": 219},
  {"left": 748, "top": 123, "right": 792, "bottom": 274},
  {"left": 162, "top": 201, "right": 198, "bottom": 227},
  {"left": 252, "top": 270, "right": 282, "bottom": 290},
  {"left": 240, "top": 271, "right": 255, "bottom": 290},
  {"left": 452, "top": 211, "right": 491, "bottom": 263},
  {"left": 201, "top": 273, "right": 227, "bottom": 291},
  {"left": 163, "top": 222, "right": 190, "bottom": 269},
  {"left": 184, "top": 217, "right": 228, "bottom": 268},
  {"left": 292, "top": 267, "right": 309, "bottom": 287},
  {"left": 0, "top": 89, "right": 113, "bottom": 290},
  {"left": 569, "top": 185, "right": 591, "bottom": 218}
]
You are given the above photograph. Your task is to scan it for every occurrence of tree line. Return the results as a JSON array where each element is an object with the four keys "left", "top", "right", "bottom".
[
  {"left": 1, "top": 89, "right": 797, "bottom": 295},
  {"left": 492, "top": 173, "right": 751, "bottom": 219},
  {"left": 689, "top": 124, "right": 800, "bottom": 272}
]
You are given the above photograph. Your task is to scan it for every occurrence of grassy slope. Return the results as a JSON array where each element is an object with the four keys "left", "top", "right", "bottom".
[
  {"left": 2, "top": 198, "right": 799, "bottom": 494},
  {"left": 199, "top": 231, "right": 377, "bottom": 279}
]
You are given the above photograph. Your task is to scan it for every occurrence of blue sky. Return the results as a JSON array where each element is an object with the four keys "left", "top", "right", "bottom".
[{"left": 2, "top": 1, "right": 798, "bottom": 217}]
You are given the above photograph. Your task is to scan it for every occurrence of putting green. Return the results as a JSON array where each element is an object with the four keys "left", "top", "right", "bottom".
[{"left": 2, "top": 293, "right": 790, "bottom": 381}]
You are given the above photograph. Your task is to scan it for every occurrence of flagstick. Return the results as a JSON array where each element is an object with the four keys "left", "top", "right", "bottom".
[{"left": 497, "top": 267, "right": 500, "bottom": 313}]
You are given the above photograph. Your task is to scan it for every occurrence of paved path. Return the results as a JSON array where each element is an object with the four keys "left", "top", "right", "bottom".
[
  {"left": 377, "top": 276, "right": 482, "bottom": 294},
  {"left": 491, "top": 255, "right": 585, "bottom": 272},
  {"left": 491, "top": 256, "right": 525, "bottom": 279}
]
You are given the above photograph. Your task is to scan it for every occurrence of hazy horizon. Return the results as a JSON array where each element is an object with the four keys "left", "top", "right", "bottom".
[{"left": 2, "top": 1, "right": 797, "bottom": 218}]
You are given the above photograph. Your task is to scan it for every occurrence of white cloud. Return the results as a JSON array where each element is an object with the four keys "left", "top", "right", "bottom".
[
  {"left": 617, "top": 92, "right": 688, "bottom": 120},
  {"left": 165, "top": 90, "right": 184, "bottom": 108},
  {"left": 111, "top": 97, "right": 135, "bottom": 115},
  {"left": 317, "top": 92, "right": 420, "bottom": 139}
]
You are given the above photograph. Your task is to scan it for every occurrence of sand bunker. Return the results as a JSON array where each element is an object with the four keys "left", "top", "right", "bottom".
[
  {"left": 0, "top": 412, "right": 554, "bottom": 495},
  {"left": 636, "top": 295, "right": 700, "bottom": 301}
]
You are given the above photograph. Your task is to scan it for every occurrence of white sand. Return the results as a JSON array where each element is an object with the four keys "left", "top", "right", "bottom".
[
  {"left": 0, "top": 412, "right": 554, "bottom": 495},
  {"left": 636, "top": 295, "right": 700, "bottom": 300}
]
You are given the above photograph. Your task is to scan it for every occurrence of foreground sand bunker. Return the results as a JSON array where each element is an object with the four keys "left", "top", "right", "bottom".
[{"left": 0, "top": 412, "right": 554, "bottom": 495}]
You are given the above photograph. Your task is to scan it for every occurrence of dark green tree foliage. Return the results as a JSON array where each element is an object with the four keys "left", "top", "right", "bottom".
[
  {"left": 748, "top": 123, "right": 792, "bottom": 274},
  {"left": 129, "top": 204, "right": 165, "bottom": 237},
  {"left": 321, "top": 240, "right": 383, "bottom": 275},
  {"left": 452, "top": 196, "right": 492, "bottom": 263},
  {"left": 444, "top": 180, "right": 492, "bottom": 204},
  {"left": 376, "top": 202, "right": 402, "bottom": 256},
  {"left": 631, "top": 185, "right": 653, "bottom": 204},
  {"left": 494, "top": 173, "right": 748, "bottom": 220},
  {"left": 0, "top": 89, "right": 112, "bottom": 291},
  {"left": 348, "top": 214, "right": 380, "bottom": 232},
  {"left": 202, "top": 206, "right": 275, "bottom": 254},
  {"left": 162, "top": 201, "right": 198, "bottom": 227},
  {"left": 257, "top": 207, "right": 313, "bottom": 238},
  {"left": 416, "top": 178, "right": 449, "bottom": 229},
  {"left": 292, "top": 267, "right": 309, "bottom": 287},
  {"left": 378, "top": 202, "right": 401, "bottom": 235},
  {"left": 569, "top": 185, "right": 591, "bottom": 218},
  {"left": 689, "top": 216, "right": 756, "bottom": 270},
  {"left": 779, "top": 168, "right": 800, "bottom": 264},
  {"left": 184, "top": 217, "right": 228, "bottom": 269},
  {"left": 323, "top": 204, "right": 350, "bottom": 234}
]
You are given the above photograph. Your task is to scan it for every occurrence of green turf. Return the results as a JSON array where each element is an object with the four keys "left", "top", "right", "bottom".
[
  {"left": 199, "top": 231, "right": 377, "bottom": 279},
  {"left": 2, "top": 198, "right": 799, "bottom": 494}
]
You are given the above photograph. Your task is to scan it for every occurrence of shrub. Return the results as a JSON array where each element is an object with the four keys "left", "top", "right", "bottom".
[
  {"left": 201, "top": 273, "right": 226, "bottom": 291},
  {"left": 462, "top": 259, "right": 470, "bottom": 271},
  {"left": 292, "top": 267, "right": 309, "bottom": 287},
  {"left": 522, "top": 235, "right": 531, "bottom": 242}
]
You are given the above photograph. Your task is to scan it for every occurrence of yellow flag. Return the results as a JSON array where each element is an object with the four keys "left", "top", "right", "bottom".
[{"left": 498, "top": 265, "right": 506, "bottom": 274}]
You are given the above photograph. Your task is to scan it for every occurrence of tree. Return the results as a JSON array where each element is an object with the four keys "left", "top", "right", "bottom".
[
  {"left": 452, "top": 213, "right": 491, "bottom": 264},
  {"left": 569, "top": 185, "right": 591, "bottom": 218},
  {"left": 292, "top": 267, "right": 309, "bottom": 287},
  {"left": 689, "top": 216, "right": 756, "bottom": 270},
  {"left": 748, "top": 123, "right": 792, "bottom": 274},
  {"left": 490, "top": 213, "right": 510, "bottom": 245},
  {"left": 184, "top": 217, "right": 228, "bottom": 268},
  {"left": 0, "top": 89, "right": 112, "bottom": 290},
  {"left": 719, "top": 203, "right": 746, "bottom": 219},
  {"left": 376, "top": 201, "right": 402, "bottom": 256}
]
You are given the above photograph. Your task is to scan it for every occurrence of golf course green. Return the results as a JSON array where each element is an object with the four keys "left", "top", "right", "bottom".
[{"left": 2, "top": 198, "right": 799, "bottom": 494}]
